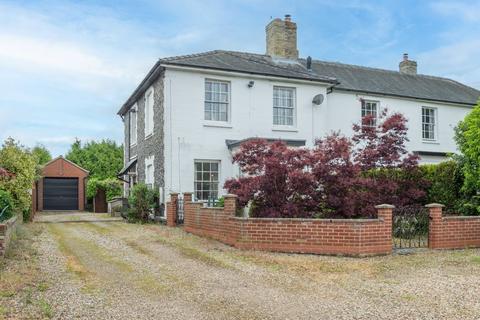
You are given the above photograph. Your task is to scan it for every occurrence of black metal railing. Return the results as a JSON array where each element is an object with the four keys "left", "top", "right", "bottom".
[
  {"left": 176, "top": 196, "right": 184, "bottom": 224},
  {"left": 393, "top": 206, "right": 429, "bottom": 249}
]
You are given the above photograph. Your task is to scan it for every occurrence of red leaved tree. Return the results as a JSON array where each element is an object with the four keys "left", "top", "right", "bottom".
[
  {"left": 225, "top": 110, "right": 426, "bottom": 218},
  {"left": 224, "top": 140, "right": 317, "bottom": 218}
]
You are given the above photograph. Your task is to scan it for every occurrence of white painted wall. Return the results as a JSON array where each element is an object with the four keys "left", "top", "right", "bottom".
[
  {"left": 162, "top": 67, "right": 473, "bottom": 199},
  {"left": 326, "top": 91, "right": 471, "bottom": 157},
  {"left": 163, "top": 68, "right": 329, "bottom": 198}
]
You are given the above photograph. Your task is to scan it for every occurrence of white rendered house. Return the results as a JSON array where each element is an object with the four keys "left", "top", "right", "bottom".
[{"left": 117, "top": 15, "right": 479, "bottom": 210}]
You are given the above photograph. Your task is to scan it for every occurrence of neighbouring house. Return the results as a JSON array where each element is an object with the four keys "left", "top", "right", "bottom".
[
  {"left": 34, "top": 156, "right": 89, "bottom": 211},
  {"left": 117, "top": 15, "right": 480, "bottom": 216}
]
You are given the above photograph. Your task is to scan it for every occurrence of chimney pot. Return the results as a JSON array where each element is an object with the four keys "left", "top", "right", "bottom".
[
  {"left": 403, "top": 53, "right": 409, "bottom": 61},
  {"left": 285, "top": 14, "right": 291, "bottom": 22}
]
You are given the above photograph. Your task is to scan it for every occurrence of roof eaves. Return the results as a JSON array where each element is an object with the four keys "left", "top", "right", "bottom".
[{"left": 332, "top": 87, "right": 478, "bottom": 107}]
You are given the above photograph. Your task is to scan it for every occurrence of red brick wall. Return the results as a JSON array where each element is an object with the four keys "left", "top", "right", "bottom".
[
  {"left": 177, "top": 193, "right": 393, "bottom": 257},
  {"left": 427, "top": 204, "right": 480, "bottom": 250},
  {"left": 36, "top": 157, "right": 89, "bottom": 211}
]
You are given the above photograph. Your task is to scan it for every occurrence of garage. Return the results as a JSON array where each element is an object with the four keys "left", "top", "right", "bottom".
[{"left": 34, "top": 156, "right": 89, "bottom": 212}]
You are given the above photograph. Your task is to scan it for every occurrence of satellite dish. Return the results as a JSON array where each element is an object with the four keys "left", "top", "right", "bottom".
[{"left": 312, "top": 94, "right": 324, "bottom": 105}]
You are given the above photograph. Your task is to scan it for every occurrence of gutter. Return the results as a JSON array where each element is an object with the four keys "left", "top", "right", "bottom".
[{"left": 330, "top": 87, "right": 477, "bottom": 107}]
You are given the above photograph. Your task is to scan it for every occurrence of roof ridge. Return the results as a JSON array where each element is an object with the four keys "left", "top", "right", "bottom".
[
  {"left": 306, "top": 57, "right": 475, "bottom": 85},
  {"left": 160, "top": 50, "right": 223, "bottom": 62}
]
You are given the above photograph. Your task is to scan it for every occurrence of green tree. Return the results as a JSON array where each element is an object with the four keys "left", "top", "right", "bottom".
[
  {"left": 65, "top": 139, "right": 123, "bottom": 179},
  {"left": 65, "top": 139, "right": 124, "bottom": 200},
  {"left": 0, "top": 138, "right": 37, "bottom": 217},
  {"left": 31, "top": 144, "right": 52, "bottom": 165},
  {"left": 455, "top": 102, "right": 480, "bottom": 195}
]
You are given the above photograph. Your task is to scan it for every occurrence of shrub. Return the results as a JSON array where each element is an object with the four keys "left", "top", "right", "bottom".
[
  {"left": 86, "top": 177, "right": 122, "bottom": 201},
  {"left": 127, "top": 183, "right": 158, "bottom": 222},
  {"left": 0, "top": 138, "right": 37, "bottom": 216},
  {"left": 0, "top": 189, "right": 15, "bottom": 222},
  {"left": 421, "top": 160, "right": 464, "bottom": 212}
]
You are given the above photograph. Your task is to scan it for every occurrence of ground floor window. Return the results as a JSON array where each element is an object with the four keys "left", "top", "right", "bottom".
[
  {"left": 145, "top": 156, "right": 154, "bottom": 189},
  {"left": 194, "top": 160, "right": 220, "bottom": 201}
]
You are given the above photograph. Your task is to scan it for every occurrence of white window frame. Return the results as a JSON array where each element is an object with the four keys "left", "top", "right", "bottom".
[
  {"left": 194, "top": 160, "right": 220, "bottom": 201},
  {"left": 273, "top": 86, "right": 296, "bottom": 127},
  {"left": 204, "top": 79, "right": 230, "bottom": 123},
  {"left": 129, "top": 103, "right": 138, "bottom": 146},
  {"left": 422, "top": 106, "right": 437, "bottom": 141},
  {"left": 144, "top": 87, "right": 154, "bottom": 138},
  {"left": 361, "top": 100, "right": 379, "bottom": 127},
  {"left": 145, "top": 155, "right": 154, "bottom": 189}
]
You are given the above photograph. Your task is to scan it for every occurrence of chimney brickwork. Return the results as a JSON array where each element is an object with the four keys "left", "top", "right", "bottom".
[
  {"left": 399, "top": 53, "right": 417, "bottom": 75},
  {"left": 266, "top": 15, "right": 299, "bottom": 60}
]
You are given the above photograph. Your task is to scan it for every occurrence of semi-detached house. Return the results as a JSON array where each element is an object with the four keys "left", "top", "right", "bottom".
[{"left": 117, "top": 15, "right": 480, "bottom": 215}]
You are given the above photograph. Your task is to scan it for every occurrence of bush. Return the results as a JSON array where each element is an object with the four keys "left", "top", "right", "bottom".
[
  {"left": 0, "top": 138, "right": 37, "bottom": 215},
  {"left": 127, "top": 183, "right": 158, "bottom": 222},
  {"left": 0, "top": 189, "right": 15, "bottom": 222},
  {"left": 421, "top": 160, "right": 464, "bottom": 212},
  {"left": 86, "top": 177, "right": 122, "bottom": 201}
]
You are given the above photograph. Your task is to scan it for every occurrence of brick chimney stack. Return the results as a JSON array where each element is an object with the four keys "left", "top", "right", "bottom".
[
  {"left": 266, "top": 15, "right": 299, "bottom": 60},
  {"left": 399, "top": 53, "right": 417, "bottom": 75}
]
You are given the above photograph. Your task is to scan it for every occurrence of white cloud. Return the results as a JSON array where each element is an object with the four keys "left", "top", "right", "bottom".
[
  {"left": 431, "top": 1, "right": 480, "bottom": 22},
  {"left": 0, "top": 34, "right": 123, "bottom": 78}
]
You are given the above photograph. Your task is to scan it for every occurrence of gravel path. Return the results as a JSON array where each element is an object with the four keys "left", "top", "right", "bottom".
[{"left": 8, "top": 214, "right": 480, "bottom": 319}]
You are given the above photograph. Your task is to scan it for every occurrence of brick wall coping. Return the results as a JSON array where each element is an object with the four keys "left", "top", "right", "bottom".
[
  {"left": 441, "top": 215, "right": 480, "bottom": 220},
  {"left": 231, "top": 216, "right": 382, "bottom": 223},
  {"left": 199, "top": 207, "right": 224, "bottom": 211},
  {"left": 425, "top": 203, "right": 445, "bottom": 208},
  {"left": 0, "top": 215, "right": 18, "bottom": 229}
]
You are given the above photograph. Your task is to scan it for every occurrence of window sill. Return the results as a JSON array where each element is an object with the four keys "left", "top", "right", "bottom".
[
  {"left": 203, "top": 121, "right": 232, "bottom": 129},
  {"left": 145, "top": 133, "right": 153, "bottom": 140},
  {"left": 422, "top": 140, "right": 439, "bottom": 145},
  {"left": 272, "top": 126, "right": 298, "bottom": 132}
]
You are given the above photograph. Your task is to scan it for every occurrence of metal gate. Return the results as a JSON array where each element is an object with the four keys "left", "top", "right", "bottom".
[
  {"left": 393, "top": 206, "right": 429, "bottom": 249},
  {"left": 176, "top": 196, "right": 184, "bottom": 225}
]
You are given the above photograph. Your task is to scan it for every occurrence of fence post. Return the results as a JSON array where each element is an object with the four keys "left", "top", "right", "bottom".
[
  {"left": 425, "top": 203, "right": 444, "bottom": 249},
  {"left": 166, "top": 193, "right": 179, "bottom": 227},
  {"left": 375, "top": 204, "right": 394, "bottom": 254},
  {"left": 224, "top": 194, "right": 238, "bottom": 216}
]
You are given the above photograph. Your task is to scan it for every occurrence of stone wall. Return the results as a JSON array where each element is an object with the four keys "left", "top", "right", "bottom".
[
  {"left": 123, "top": 72, "right": 165, "bottom": 196},
  {"left": 0, "top": 215, "right": 20, "bottom": 256}
]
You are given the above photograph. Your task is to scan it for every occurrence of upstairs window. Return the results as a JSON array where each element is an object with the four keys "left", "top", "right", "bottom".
[
  {"left": 205, "top": 80, "right": 229, "bottom": 122},
  {"left": 273, "top": 86, "right": 295, "bottom": 126},
  {"left": 194, "top": 160, "right": 220, "bottom": 201},
  {"left": 145, "top": 88, "right": 154, "bottom": 137},
  {"left": 129, "top": 104, "right": 137, "bottom": 146},
  {"left": 361, "top": 100, "right": 378, "bottom": 127},
  {"left": 422, "top": 107, "right": 436, "bottom": 140}
]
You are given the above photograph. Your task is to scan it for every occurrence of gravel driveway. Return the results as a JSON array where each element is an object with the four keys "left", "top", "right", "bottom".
[{"left": 2, "top": 213, "right": 480, "bottom": 319}]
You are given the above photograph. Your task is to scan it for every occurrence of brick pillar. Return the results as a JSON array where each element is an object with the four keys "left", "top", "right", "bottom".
[
  {"left": 375, "top": 204, "right": 394, "bottom": 254},
  {"left": 426, "top": 203, "right": 444, "bottom": 249},
  {"left": 183, "top": 192, "right": 193, "bottom": 203},
  {"left": 224, "top": 194, "right": 238, "bottom": 216},
  {"left": 166, "top": 193, "right": 178, "bottom": 227}
]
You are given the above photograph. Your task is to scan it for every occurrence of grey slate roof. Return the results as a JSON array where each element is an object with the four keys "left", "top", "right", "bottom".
[{"left": 118, "top": 50, "right": 479, "bottom": 114}]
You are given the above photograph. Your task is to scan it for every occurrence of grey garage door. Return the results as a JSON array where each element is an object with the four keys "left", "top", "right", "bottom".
[{"left": 43, "top": 178, "right": 79, "bottom": 210}]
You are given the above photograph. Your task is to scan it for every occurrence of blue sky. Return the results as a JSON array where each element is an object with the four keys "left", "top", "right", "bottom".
[{"left": 1, "top": 0, "right": 479, "bottom": 156}]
